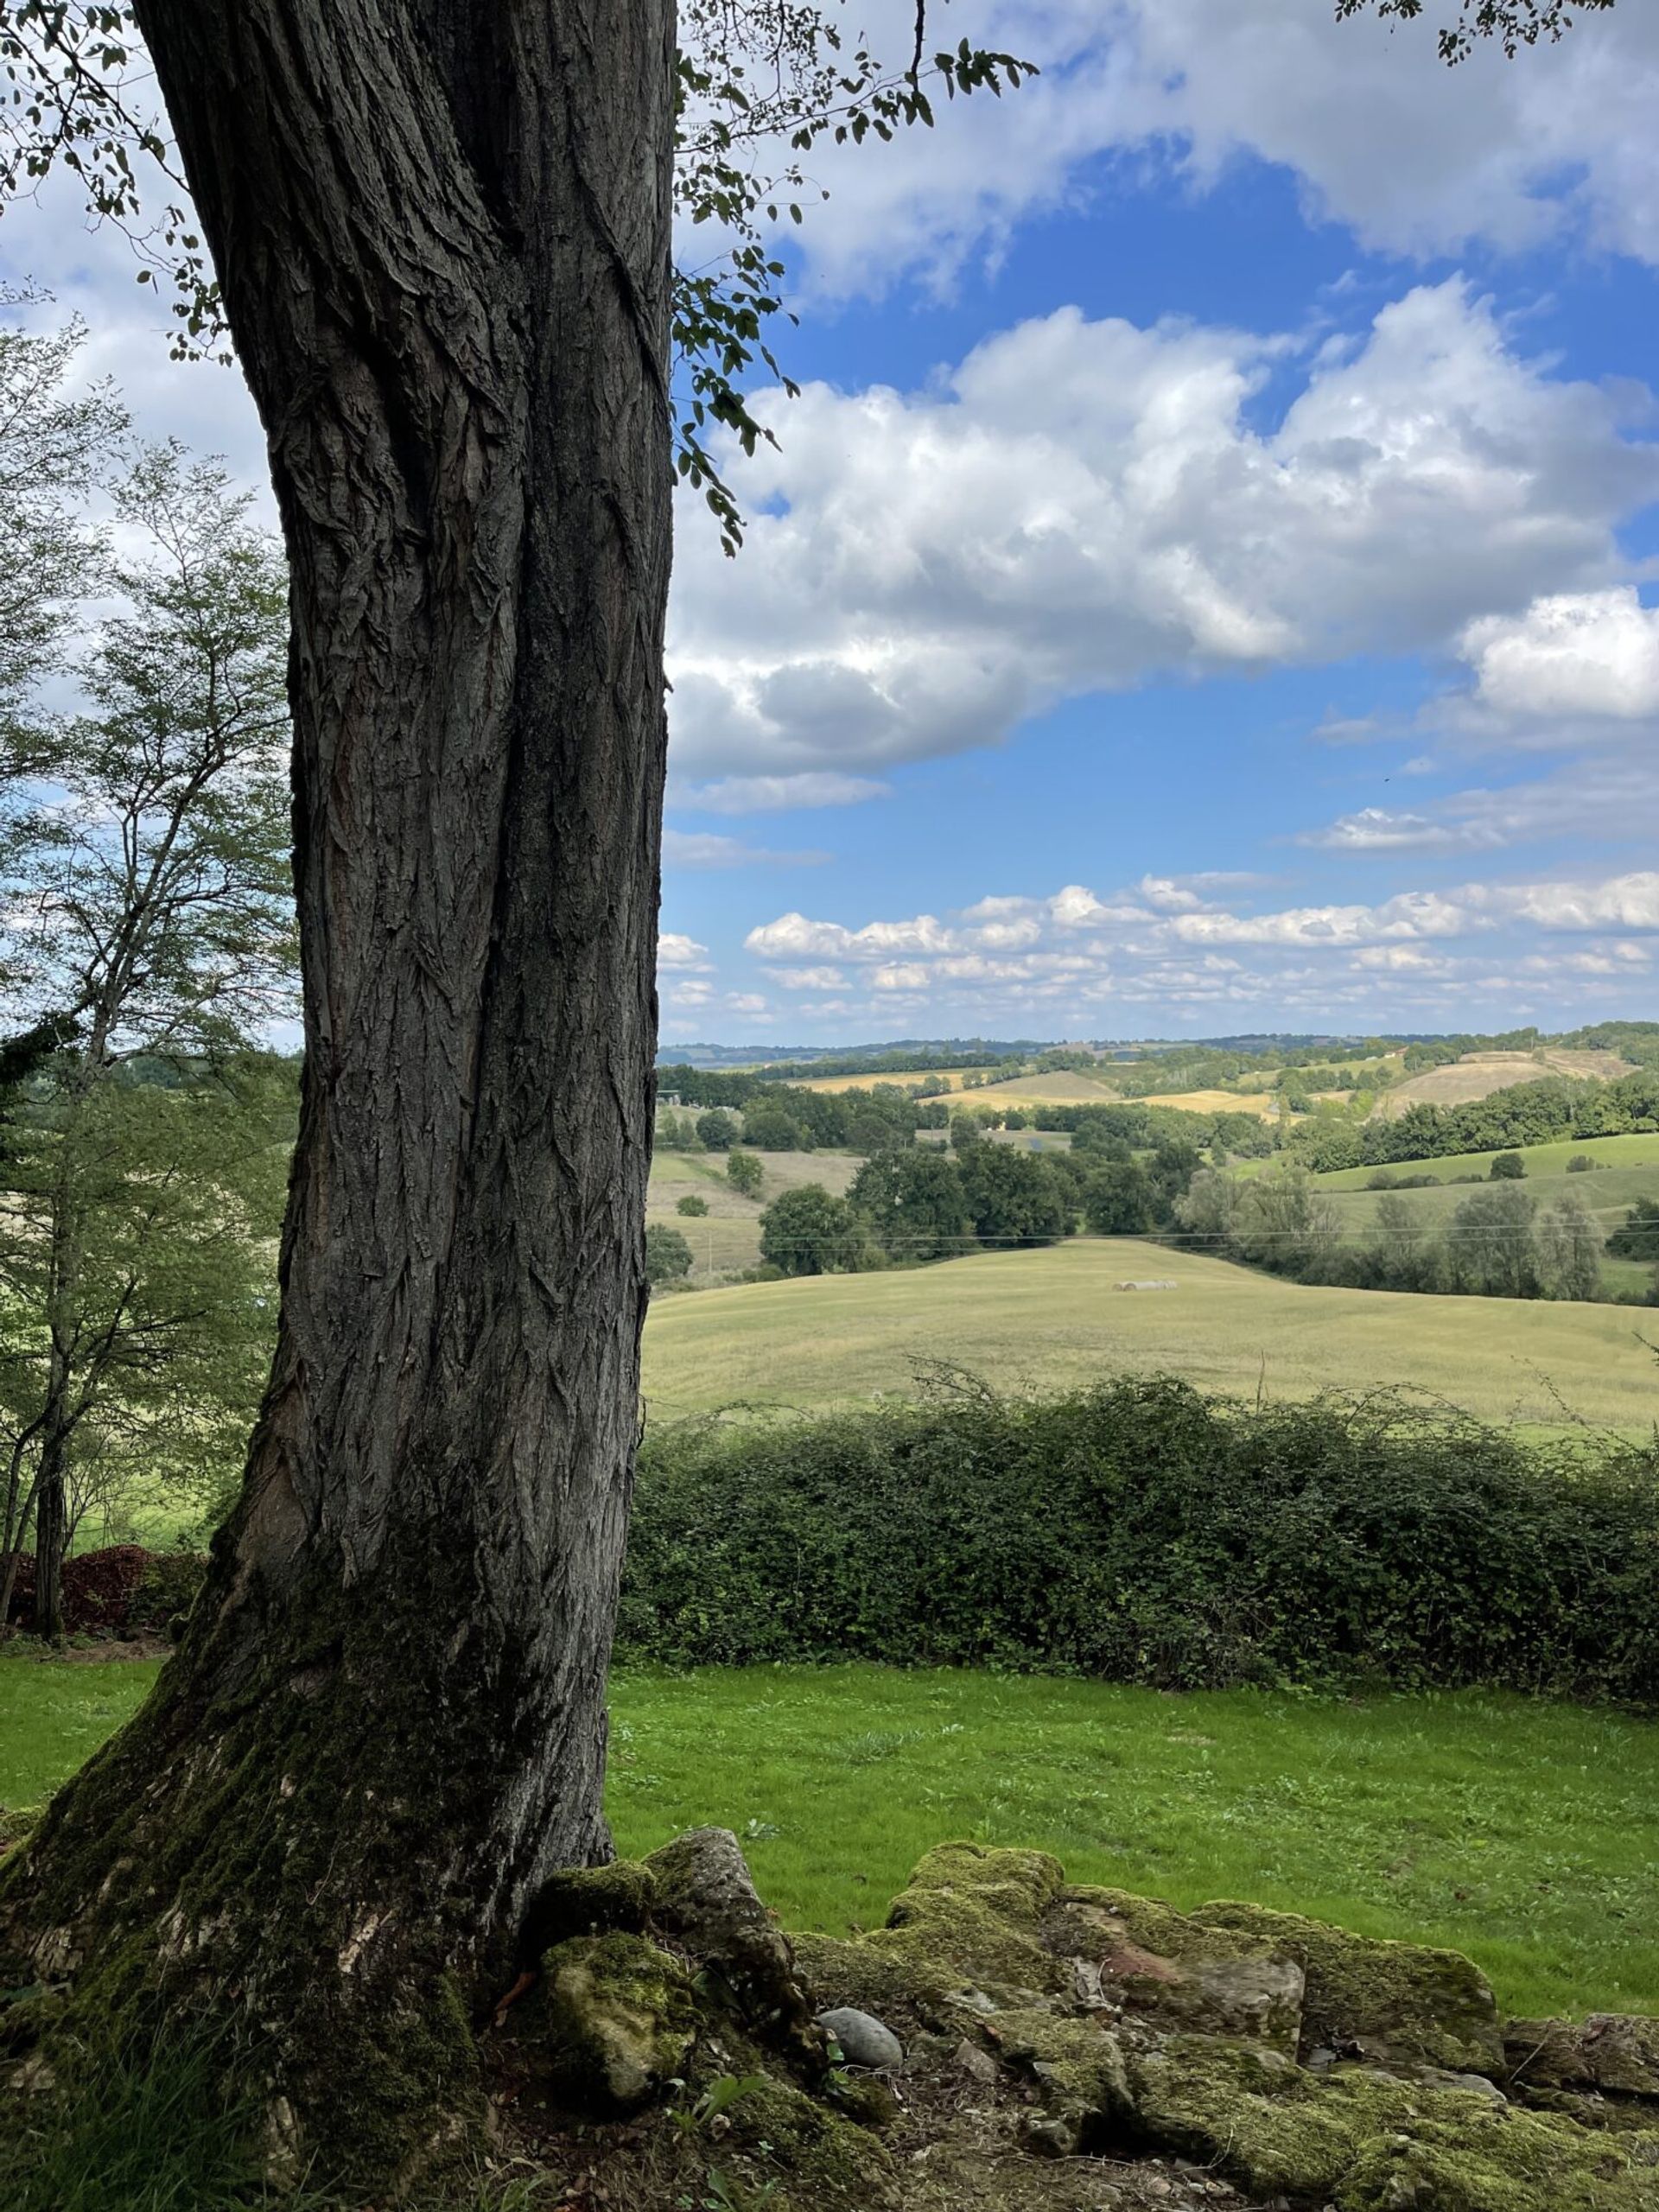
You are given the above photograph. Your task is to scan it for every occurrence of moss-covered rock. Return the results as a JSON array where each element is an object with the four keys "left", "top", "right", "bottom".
[
  {"left": 515, "top": 1932, "right": 698, "bottom": 2116},
  {"left": 1336, "top": 2104, "right": 1659, "bottom": 2210},
  {"left": 721, "top": 2071, "right": 898, "bottom": 2210},
  {"left": 1129, "top": 2031, "right": 1659, "bottom": 2209},
  {"left": 862, "top": 1843, "right": 1067, "bottom": 2003},
  {"left": 524, "top": 1859, "right": 658, "bottom": 1949},
  {"left": 1046, "top": 1886, "right": 1305, "bottom": 2055},
  {"left": 1506, "top": 2013, "right": 1659, "bottom": 2101},
  {"left": 1192, "top": 1900, "right": 1503, "bottom": 2076},
  {"left": 980, "top": 2005, "right": 1133, "bottom": 2156},
  {"left": 791, "top": 1929, "right": 937, "bottom": 2027},
  {"left": 644, "top": 1827, "right": 820, "bottom": 2069}
]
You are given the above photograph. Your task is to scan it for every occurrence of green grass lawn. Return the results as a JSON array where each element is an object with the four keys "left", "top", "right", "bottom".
[
  {"left": 643, "top": 1236, "right": 1659, "bottom": 1429},
  {"left": 7, "top": 1656, "right": 1657, "bottom": 2020}
]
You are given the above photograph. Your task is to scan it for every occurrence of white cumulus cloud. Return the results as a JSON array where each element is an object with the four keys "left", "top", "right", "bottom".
[
  {"left": 671, "top": 282, "right": 1655, "bottom": 780},
  {"left": 1461, "top": 589, "right": 1659, "bottom": 724}
]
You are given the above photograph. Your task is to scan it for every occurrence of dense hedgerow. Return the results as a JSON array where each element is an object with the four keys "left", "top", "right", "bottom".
[{"left": 619, "top": 1377, "right": 1659, "bottom": 1701}]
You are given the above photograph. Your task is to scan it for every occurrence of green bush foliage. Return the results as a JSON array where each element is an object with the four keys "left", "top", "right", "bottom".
[
  {"left": 620, "top": 1379, "right": 1659, "bottom": 1700},
  {"left": 676, "top": 1194, "right": 709, "bottom": 1217},
  {"left": 645, "top": 1224, "right": 695, "bottom": 1286}
]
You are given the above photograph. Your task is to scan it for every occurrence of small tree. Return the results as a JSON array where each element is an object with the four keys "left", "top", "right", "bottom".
[
  {"left": 726, "top": 1148, "right": 764, "bottom": 1200},
  {"left": 1608, "top": 1196, "right": 1659, "bottom": 1261},
  {"left": 741, "top": 1103, "right": 809, "bottom": 1150},
  {"left": 0, "top": 449, "right": 294, "bottom": 1633},
  {"left": 1449, "top": 1183, "right": 1540, "bottom": 1299},
  {"left": 644, "top": 1224, "right": 694, "bottom": 1288},
  {"left": 697, "top": 1107, "right": 739, "bottom": 1153},
  {"left": 0, "top": 1058, "right": 290, "bottom": 1621},
  {"left": 758, "top": 1184, "right": 861, "bottom": 1276},
  {"left": 1367, "top": 1192, "right": 1438, "bottom": 1291},
  {"left": 950, "top": 1111, "right": 985, "bottom": 1155},
  {"left": 957, "top": 1146, "right": 1070, "bottom": 1249},
  {"left": 1490, "top": 1151, "right": 1527, "bottom": 1180},
  {"left": 1083, "top": 1160, "right": 1158, "bottom": 1236},
  {"left": 676, "top": 1193, "right": 709, "bottom": 1218},
  {"left": 1536, "top": 1192, "right": 1604, "bottom": 1302}
]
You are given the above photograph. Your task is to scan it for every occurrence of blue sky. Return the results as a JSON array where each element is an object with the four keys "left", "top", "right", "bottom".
[{"left": 7, "top": 1, "right": 1657, "bottom": 1046}]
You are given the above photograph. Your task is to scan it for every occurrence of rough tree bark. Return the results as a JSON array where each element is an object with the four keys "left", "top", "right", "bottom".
[{"left": 1, "top": 0, "right": 675, "bottom": 2182}]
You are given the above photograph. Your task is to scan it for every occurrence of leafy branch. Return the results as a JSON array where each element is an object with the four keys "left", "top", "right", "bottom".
[
  {"left": 1333, "top": 0, "right": 1616, "bottom": 65},
  {"left": 1, "top": 2, "right": 1034, "bottom": 551}
]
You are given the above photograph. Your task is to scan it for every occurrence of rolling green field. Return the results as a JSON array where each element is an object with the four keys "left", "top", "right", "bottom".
[
  {"left": 4, "top": 1656, "right": 1656, "bottom": 2019},
  {"left": 1299, "top": 1133, "right": 1659, "bottom": 1303},
  {"left": 642, "top": 1235, "right": 1659, "bottom": 1428},
  {"left": 1308, "top": 1128, "right": 1659, "bottom": 1189},
  {"left": 646, "top": 1147, "right": 862, "bottom": 1284}
]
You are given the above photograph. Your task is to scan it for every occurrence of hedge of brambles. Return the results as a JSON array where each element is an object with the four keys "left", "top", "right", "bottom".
[{"left": 619, "top": 1378, "right": 1659, "bottom": 1701}]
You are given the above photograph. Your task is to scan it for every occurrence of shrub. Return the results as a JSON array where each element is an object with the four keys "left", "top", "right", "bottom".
[
  {"left": 676, "top": 1194, "right": 709, "bottom": 1217},
  {"left": 1567, "top": 1154, "right": 1599, "bottom": 1173},
  {"left": 696, "top": 1108, "right": 738, "bottom": 1153},
  {"left": 644, "top": 1224, "right": 695, "bottom": 1286},
  {"left": 725, "top": 1148, "right": 764, "bottom": 1200},
  {"left": 620, "top": 1379, "right": 1659, "bottom": 1702},
  {"left": 3, "top": 1545, "right": 207, "bottom": 1635},
  {"left": 1490, "top": 1150, "right": 1527, "bottom": 1179}
]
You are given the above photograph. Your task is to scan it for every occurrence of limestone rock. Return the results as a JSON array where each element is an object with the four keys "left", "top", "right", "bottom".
[
  {"left": 1046, "top": 1890, "right": 1306, "bottom": 2056},
  {"left": 645, "top": 1827, "right": 820, "bottom": 2068},
  {"left": 520, "top": 1931, "right": 696, "bottom": 2116},
  {"left": 1506, "top": 2013, "right": 1659, "bottom": 2101},
  {"left": 861, "top": 1842, "right": 1069, "bottom": 2002},
  {"left": 1188, "top": 1899, "right": 1504, "bottom": 2077},
  {"left": 817, "top": 2005, "right": 904, "bottom": 2069}
]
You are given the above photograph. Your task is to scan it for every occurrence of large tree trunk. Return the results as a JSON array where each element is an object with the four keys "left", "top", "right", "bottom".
[{"left": 1, "top": 0, "right": 675, "bottom": 2183}]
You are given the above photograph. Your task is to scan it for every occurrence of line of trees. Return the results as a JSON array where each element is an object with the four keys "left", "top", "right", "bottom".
[
  {"left": 1174, "top": 1166, "right": 1611, "bottom": 1304},
  {"left": 750, "top": 1120, "right": 1205, "bottom": 1277},
  {"left": 1285, "top": 1071, "right": 1659, "bottom": 1173}
]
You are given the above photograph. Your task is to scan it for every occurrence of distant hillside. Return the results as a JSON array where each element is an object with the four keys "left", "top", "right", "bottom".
[{"left": 1372, "top": 1048, "right": 1635, "bottom": 1119}]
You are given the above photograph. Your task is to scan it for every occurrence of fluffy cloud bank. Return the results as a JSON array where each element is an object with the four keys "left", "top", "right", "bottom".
[
  {"left": 735, "top": 868, "right": 1659, "bottom": 1029},
  {"left": 669, "top": 281, "right": 1655, "bottom": 780}
]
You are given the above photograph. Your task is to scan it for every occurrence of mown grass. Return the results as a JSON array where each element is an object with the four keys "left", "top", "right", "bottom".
[
  {"left": 645, "top": 1147, "right": 862, "bottom": 1284},
  {"left": 642, "top": 1236, "right": 1659, "bottom": 1428},
  {"left": 7, "top": 1656, "right": 1657, "bottom": 2020}
]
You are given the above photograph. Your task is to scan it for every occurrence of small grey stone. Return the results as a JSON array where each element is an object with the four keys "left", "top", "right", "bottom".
[
  {"left": 952, "top": 2037, "right": 999, "bottom": 2083},
  {"left": 817, "top": 2005, "right": 904, "bottom": 2069},
  {"left": 1421, "top": 2066, "right": 1507, "bottom": 2102}
]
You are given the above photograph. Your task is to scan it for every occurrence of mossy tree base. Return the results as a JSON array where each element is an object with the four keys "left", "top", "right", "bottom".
[
  {"left": 10, "top": 1823, "right": 1659, "bottom": 2209},
  {"left": 0, "top": 1503, "right": 620, "bottom": 2193}
]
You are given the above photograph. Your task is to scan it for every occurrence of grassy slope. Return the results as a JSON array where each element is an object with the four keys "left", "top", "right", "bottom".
[
  {"left": 6, "top": 1657, "right": 1656, "bottom": 2018},
  {"left": 643, "top": 1236, "right": 1659, "bottom": 1428},
  {"left": 1373, "top": 1049, "right": 1633, "bottom": 1118},
  {"left": 1309, "top": 1130, "right": 1659, "bottom": 1189},
  {"left": 646, "top": 1148, "right": 863, "bottom": 1284},
  {"left": 1300, "top": 1134, "right": 1659, "bottom": 1304}
]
